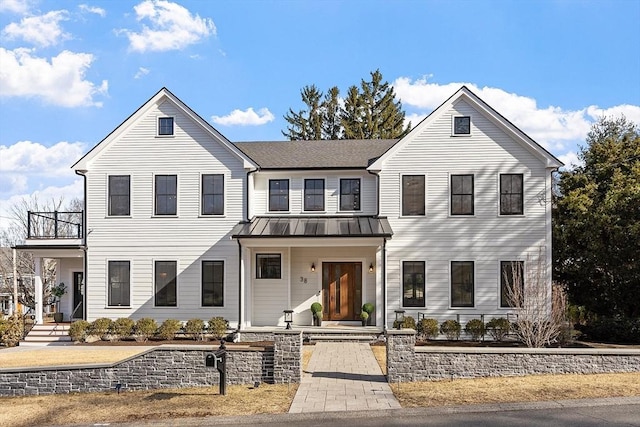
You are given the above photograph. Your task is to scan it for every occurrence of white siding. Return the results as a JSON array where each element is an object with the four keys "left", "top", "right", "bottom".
[
  {"left": 251, "top": 248, "right": 289, "bottom": 326},
  {"left": 379, "top": 99, "right": 550, "bottom": 324},
  {"left": 84, "top": 100, "right": 245, "bottom": 324}
]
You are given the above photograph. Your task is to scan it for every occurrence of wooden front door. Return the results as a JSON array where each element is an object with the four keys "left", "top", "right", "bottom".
[
  {"left": 72, "top": 272, "right": 84, "bottom": 319},
  {"left": 322, "top": 262, "right": 362, "bottom": 321}
]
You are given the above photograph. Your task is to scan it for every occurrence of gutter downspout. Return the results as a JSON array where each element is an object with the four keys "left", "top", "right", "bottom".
[
  {"left": 382, "top": 237, "right": 387, "bottom": 329},
  {"left": 237, "top": 239, "right": 243, "bottom": 333},
  {"left": 76, "top": 169, "right": 88, "bottom": 320}
]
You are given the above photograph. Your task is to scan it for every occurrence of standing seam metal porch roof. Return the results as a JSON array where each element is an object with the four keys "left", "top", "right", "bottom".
[{"left": 231, "top": 216, "right": 393, "bottom": 238}]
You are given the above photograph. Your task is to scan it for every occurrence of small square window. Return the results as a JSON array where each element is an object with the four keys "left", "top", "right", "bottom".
[
  {"left": 158, "top": 117, "right": 174, "bottom": 136},
  {"left": 256, "top": 254, "right": 281, "bottom": 279},
  {"left": 453, "top": 116, "right": 471, "bottom": 135}
]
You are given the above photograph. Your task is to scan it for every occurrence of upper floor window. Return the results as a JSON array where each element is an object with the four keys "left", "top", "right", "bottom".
[
  {"left": 453, "top": 116, "right": 471, "bottom": 135},
  {"left": 402, "top": 175, "right": 425, "bottom": 216},
  {"left": 256, "top": 254, "right": 281, "bottom": 279},
  {"left": 500, "top": 174, "right": 523, "bottom": 215},
  {"left": 304, "top": 179, "right": 325, "bottom": 211},
  {"left": 500, "top": 261, "right": 524, "bottom": 308},
  {"left": 108, "top": 175, "right": 130, "bottom": 216},
  {"left": 202, "top": 174, "right": 224, "bottom": 215},
  {"left": 451, "top": 174, "right": 474, "bottom": 215},
  {"left": 108, "top": 260, "right": 130, "bottom": 307},
  {"left": 340, "top": 178, "right": 360, "bottom": 211},
  {"left": 451, "top": 261, "right": 474, "bottom": 307},
  {"left": 202, "top": 260, "right": 224, "bottom": 307},
  {"left": 155, "top": 175, "right": 177, "bottom": 215},
  {"left": 158, "top": 117, "right": 174, "bottom": 136},
  {"left": 403, "top": 261, "right": 425, "bottom": 307},
  {"left": 155, "top": 260, "right": 177, "bottom": 307},
  {"left": 269, "top": 179, "right": 289, "bottom": 211}
]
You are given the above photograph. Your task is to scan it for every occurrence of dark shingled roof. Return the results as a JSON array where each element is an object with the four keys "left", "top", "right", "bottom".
[{"left": 233, "top": 139, "right": 398, "bottom": 169}]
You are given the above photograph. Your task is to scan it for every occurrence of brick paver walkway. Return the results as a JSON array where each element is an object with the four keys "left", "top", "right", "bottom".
[{"left": 289, "top": 342, "right": 401, "bottom": 413}]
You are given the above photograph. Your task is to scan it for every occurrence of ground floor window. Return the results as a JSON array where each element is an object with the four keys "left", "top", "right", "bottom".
[
  {"left": 202, "top": 261, "right": 224, "bottom": 306},
  {"left": 155, "top": 261, "right": 177, "bottom": 307},
  {"left": 108, "top": 261, "right": 130, "bottom": 306},
  {"left": 402, "top": 261, "right": 425, "bottom": 307},
  {"left": 451, "top": 261, "right": 474, "bottom": 307},
  {"left": 256, "top": 254, "right": 281, "bottom": 279},
  {"left": 500, "top": 260, "right": 524, "bottom": 307}
]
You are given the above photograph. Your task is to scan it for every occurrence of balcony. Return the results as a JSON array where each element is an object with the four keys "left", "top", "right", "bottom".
[{"left": 27, "top": 211, "right": 83, "bottom": 241}]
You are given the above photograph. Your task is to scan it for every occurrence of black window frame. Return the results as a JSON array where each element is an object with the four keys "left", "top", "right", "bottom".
[
  {"left": 304, "top": 179, "right": 325, "bottom": 212},
  {"left": 108, "top": 260, "right": 130, "bottom": 307},
  {"left": 155, "top": 174, "right": 177, "bottom": 216},
  {"left": 451, "top": 261, "right": 474, "bottom": 308},
  {"left": 453, "top": 116, "right": 471, "bottom": 135},
  {"left": 340, "top": 178, "right": 361, "bottom": 211},
  {"left": 108, "top": 175, "right": 130, "bottom": 216},
  {"left": 451, "top": 174, "right": 474, "bottom": 215},
  {"left": 158, "top": 117, "right": 174, "bottom": 136},
  {"left": 268, "top": 179, "right": 289, "bottom": 212},
  {"left": 401, "top": 175, "right": 425, "bottom": 216},
  {"left": 500, "top": 173, "right": 524, "bottom": 215},
  {"left": 256, "top": 254, "right": 281, "bottom": 279},
  {"left": 201, "top": 174, "right": 224, "bottom": 215},
  {"left": 500, "top": 261, "right": 524, "bottom": 308},
  {"left": 402, "top": 261, "right": 426, "bottom": 308},
  {"left": 154, "top": 260, "right": 177, "bottom": 307},
  {"left": 202, "top": 260, "right": 224, "bottom": 307}
]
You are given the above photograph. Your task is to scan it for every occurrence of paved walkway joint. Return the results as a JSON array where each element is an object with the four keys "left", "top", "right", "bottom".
[{"left": 289, "top": 342, "right": 401, "bottom": 413}]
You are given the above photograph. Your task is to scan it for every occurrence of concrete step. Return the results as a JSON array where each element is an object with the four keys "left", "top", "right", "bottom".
[
  {"left": 23, "top": 335, "right": 72, "bottom": 342},
  {"left": 309, "top": 334, "right": 379, "bottom": 342},
  {"left": 22, "top": 323, "right": 72, "bottom": 343}
]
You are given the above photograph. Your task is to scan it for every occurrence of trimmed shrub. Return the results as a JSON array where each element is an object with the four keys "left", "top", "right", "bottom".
[
  {"left": 465, "top": 318, "right": 485, "bottom": 341},
  {"left": 440, "top": 319, "right": 461, "bottom": 340},
  {"left": 310, "top": 302, "right": 322, "bottom": 314},
  {"left": 416, "top": 318, "right": 439, "bottom": 340},
  {"left": 111, "top": 318, "right": 135, "bottom": 340},
  {"left": 208, "top": 317, "right": 228, "bottom": 340},
  {"left": 362, "top": 303, "right": 375, "bottom": 315},
  {"left": 393, "top": 315, "right": 416, "bottom": 330},
  {"left": 134, "top": 318, "right": 158, "bottom": 342},
  {"left": 486, "top": 317, "right": 511, "bottom": 341},
  {"left": 0, "top": 315, "right": 23, "bottom": 347},
  {"left": 90, "top": 318, "right": 113, "bottom": 339},
  {"left": 185, "top": 318, "right": 206, "bottom": 341},
  {"left": 68, "top": 320, "right": 90, "bottom": 342},
  {"left": 157, "top": 319, "right": 182, "bottom": 340}
]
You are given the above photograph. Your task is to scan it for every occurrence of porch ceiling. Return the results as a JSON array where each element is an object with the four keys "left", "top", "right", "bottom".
[{"left": 232, "top": 216, "right": 393, "bottom": 239}]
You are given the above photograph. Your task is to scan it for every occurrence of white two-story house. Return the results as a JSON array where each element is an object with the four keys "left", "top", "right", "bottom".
[{"left": 17, "top": 86, "right": 562, "bottom": 330}]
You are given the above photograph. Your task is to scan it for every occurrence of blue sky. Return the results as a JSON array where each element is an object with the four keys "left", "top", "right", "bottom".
[{"left": 1, "top": 0, "right": 639, "bottom": 230}]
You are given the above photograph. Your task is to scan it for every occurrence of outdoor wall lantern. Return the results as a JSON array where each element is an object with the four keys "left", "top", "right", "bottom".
[
  {"left": 283, "top": 309, "right": 294, "bottom": 329},
  {"left": 369, "top": 263, "right": 374, "bottom": 273},
  {"left": 395, "top": 310, "right": 405, "bottom": 330},
  {"left": 310, "top": 263, "right": 316, "bottom": 272}
]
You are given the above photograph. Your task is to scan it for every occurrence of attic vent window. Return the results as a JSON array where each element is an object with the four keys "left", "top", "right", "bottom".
[
  {"left": 453, "top": 116, "right": 471, "bottom": 135},
  {"left": 158, "top": 117, "right": 174, "bottom": 136}
]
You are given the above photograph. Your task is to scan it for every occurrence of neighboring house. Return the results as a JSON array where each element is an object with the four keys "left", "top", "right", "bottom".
[{"left": 16, "top": 86, "right": 562, "bottom": 329}]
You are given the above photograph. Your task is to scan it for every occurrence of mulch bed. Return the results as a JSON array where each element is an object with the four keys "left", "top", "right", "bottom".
[{"left": 78, "top": 339, "right": 274, "bottom": 347}]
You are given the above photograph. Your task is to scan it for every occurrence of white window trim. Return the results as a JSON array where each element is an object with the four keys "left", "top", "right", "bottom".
[
  {"left": 338, "top": 177, "right": 363, "bottom": 213},
  {"left": 399, "top": 173, "right": 427, "bottom": 218},
  {"left": 268, "top": 178, "right": 291, "bottom": 213},
  {"left": 156, "top": 116, "right": 175, "bottom": 137},
  {"left": 200, "top": 258, "right": 226, "bottom": 309},
  {"left": 105, "top": 259, "right": 132, "bottom": 308},
  {"left": 105, "top": 174, "right": 132, "bottom": 218},
  {"left": 199, "top": 172, "right": 226, "bottom": 217},
  {"left": 497, "top": 259, "right": 525, "bottom": 310},
  {"left": 449, "top": 259, "right": 476, "bottom": 309},
  {"left": 452, "top": 115, "right": 472, "bottom": 136},
  {"left": 153, "top": 259, "right": 179, "bottom": 309},
  {"left": 400, "top": 259, "right": 427, "bottom": 309},
  {"left": 497, "top": 172, "right": 526, "bottom": 217},
  {"left": 448, "top": 172, "right": 476, "bottom": 217},
  {"left": 302, "top": 177, "right": 327, "bottom": 213},
  {"left": 152, "top": 173, "right": 179, "bottom": 217}
]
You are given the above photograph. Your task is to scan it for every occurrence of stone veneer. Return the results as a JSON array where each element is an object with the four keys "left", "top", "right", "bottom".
[
  {"left": 0, "top": 331, "right": 302, "bottom": 396},
  {"left": 386, "top": 329, "right": 640, "bottom": 383}
]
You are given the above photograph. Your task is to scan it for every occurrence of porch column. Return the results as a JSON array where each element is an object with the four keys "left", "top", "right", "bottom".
[
  {"left": 11, "top": 248, "right": 18, "bottom": 315},
  {"left": 34, "top": 257, "right": 43, "bottom": 324}
]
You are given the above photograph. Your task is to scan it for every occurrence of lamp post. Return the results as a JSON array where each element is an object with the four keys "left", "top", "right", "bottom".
[
  {"left": 394, "top": 310, "right": 405, "bottom": 330},
  {"left": 283, "top": 309, "right": 294, "bottom": 329}
]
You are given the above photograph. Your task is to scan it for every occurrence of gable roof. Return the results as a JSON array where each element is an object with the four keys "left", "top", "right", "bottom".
[
  {"left": 368, "top": 86, "right": 564, "bottom": 171},
  {"left": 234, "top": 139, "right": 397, "bottom": 169},
  {"left": 72, "top": 88, "right": 257, "bottom": 171}
]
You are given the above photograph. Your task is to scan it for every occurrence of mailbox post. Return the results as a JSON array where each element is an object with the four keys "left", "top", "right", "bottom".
[{"left": 206, "top": 339, "right": 227, "bottom": 395}]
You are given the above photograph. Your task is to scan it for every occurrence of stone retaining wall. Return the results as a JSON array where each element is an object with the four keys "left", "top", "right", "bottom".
[
  {"left": 386, "top": 330, "right": 640, "bottom": 383},
  {"left": 0, "top": 332, "right": 302, "bottom": 396}
]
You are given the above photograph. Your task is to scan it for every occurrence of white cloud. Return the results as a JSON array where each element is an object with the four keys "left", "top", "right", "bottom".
[
  {"left": 211, "top": 107, "right": 275, "bottom": 126},
  {"left": 119, "top": 0, "right": 216, "bottom": 53},
  {"left": 393, "top": 76, "right": 639, "bottom": 151},
  {"left": 134, "top": 66, "right": 150, "bottom": 79},
  {"left": 0, "top": 140, "right": 86, "bottom": 175},
  {"left": 0, "top": 0, "right": 30, "bottom": 14},
  {"left": 79, "top": 4, "right": 106, "bottom": 17},
  {"left": 558, "top": 151, "right": 582, "bottom": 170},
  {"left": 2, "top": 10, "right": 70, "bottom": 47},
  {"left": 0, "top": 47, "right": 108, "bottom": 107}
]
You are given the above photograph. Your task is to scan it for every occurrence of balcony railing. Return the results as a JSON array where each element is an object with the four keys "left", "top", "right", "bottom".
[{"left": 27, "top": 211, "right": 83, "bottom": 239}]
